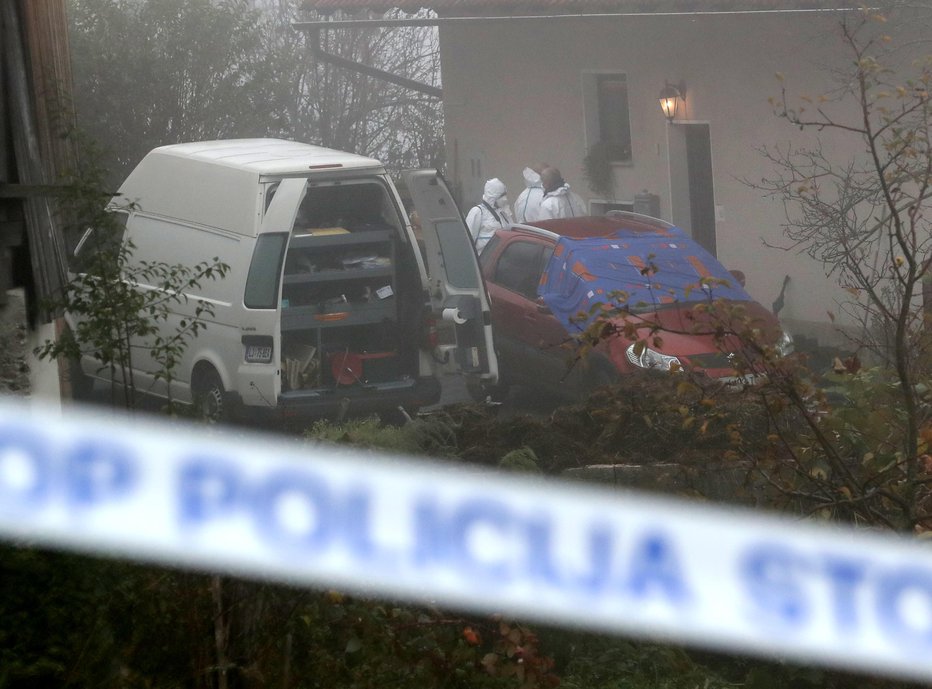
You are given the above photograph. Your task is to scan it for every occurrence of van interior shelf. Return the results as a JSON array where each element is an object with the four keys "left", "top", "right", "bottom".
[
  {"left": 281, "top": 299, "right": 395, "bottom": 330},
  {"left": 289, "top": 228, "right": 392, "bottom": 249},
  {"left": 282, "top": 265, "right": 393, "bottom": 285}
]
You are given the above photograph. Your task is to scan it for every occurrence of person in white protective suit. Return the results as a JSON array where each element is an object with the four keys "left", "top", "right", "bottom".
[
  {"left": 465, "top": 178, "right": 513, "bottom": 252},
  {"left": 514, "top": 166, "right": 545, "bottom": 223},
  {"left": 538, "top": 166, "right": 586, "bottom": 220}
]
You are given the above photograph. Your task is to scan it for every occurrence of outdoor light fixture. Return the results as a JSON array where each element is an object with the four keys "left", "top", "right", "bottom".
[{"left": 659, "top": 81, "right": 686, "bottom": 122}]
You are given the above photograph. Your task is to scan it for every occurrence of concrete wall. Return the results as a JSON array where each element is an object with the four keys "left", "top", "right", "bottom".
[{"left": 437, "top": 10, "right": 868, "bottom": 343}]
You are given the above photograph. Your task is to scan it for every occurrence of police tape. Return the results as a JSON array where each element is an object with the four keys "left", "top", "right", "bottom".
[{"left": 2, "top": 399, "right": 932, "bottom": 682}]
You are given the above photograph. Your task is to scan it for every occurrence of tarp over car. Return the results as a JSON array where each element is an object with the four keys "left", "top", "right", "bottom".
[{"left": 538, "top": 224, "right": 753, "bottom": 333}]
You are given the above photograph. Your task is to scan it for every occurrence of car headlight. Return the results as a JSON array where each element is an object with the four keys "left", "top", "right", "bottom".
[
  {"left": 625, "top": 343, "right": 682, "bottom": 371},
  {"left": 775, "top": 330, "right": 794, "bottom": 357}
]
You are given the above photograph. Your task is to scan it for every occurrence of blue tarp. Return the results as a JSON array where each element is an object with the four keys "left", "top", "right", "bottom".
[{"left": 538, "top": 225, "right": 753, "bottom": 333}]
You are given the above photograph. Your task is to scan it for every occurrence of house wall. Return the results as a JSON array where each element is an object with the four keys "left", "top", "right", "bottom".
[{"left": 437, "top": 10, "right": 867, "bottom": 345}]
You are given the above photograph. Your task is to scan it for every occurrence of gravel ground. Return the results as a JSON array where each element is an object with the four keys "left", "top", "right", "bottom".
[{"left": 0, "top": 289, "right": 31, "bottom": 395}]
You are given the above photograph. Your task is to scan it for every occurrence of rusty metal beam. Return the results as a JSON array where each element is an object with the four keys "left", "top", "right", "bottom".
[
  {"left": 300, "top": 25, "right": 442, "bottom": 99},
  {"left": 292, "top": 7, "right": 859, "bottom": 31},
  {"left": 312, "top": 44, "right": 443, "bottom": 98}
]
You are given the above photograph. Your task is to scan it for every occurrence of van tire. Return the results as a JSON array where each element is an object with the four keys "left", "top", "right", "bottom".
[
  {"left": 67, "top": 356, "right": 94, "bottom": 400},
  {"left": 193, "top": 368, "right": 228, "bottom": 423}
]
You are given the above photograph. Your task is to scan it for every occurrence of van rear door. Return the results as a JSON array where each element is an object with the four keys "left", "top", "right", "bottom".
[{"left": 402, "top": 170, "right": 498, "bottom": 382}]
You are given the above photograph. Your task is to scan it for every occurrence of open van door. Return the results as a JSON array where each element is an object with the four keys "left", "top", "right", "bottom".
[{"left": 402, "top": 170, "right": 498, "bottom": 384}]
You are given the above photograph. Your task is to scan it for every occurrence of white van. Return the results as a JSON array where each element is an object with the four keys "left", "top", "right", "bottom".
[{"left": 69, "top": 139, "right": 498, "bottom": 423}]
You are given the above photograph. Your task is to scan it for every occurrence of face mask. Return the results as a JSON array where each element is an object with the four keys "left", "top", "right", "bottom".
[{"left": 496, "top": 195, "right": 509, "bottom": 209}]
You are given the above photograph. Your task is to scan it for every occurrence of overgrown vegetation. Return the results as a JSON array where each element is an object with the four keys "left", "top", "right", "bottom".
[
  {"left": 582, "top": 141, "right": 616, "bottom": 199},
  {"left": 748, "top": 8, "right": 932, "bottom": 531},
  {"left": 567, "top": 8, "right": 932, "bottom": 533}
]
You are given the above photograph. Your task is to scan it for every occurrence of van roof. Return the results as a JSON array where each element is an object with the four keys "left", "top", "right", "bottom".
[
  {"left": 152, "top": 139, "right": 384, "bottom": 175},
  {"left": 114, "top": 139, "right": 387, "bottom": 236}
]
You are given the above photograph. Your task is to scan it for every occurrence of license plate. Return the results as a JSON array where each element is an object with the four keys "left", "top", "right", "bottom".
[{"left": 245, "top": 345, "right": 273, "bottom": 364}]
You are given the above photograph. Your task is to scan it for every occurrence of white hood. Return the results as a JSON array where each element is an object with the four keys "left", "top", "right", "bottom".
[
  {"left": 481, "top": 177, "right": 507, "bottom": 205},
  {"left": 546, "top": 183, "right": 571, "bottom": 197},
  {"left": 522, "top": 167, "right": 542, "bottom": 189}
]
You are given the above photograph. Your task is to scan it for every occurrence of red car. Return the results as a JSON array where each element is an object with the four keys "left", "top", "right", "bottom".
[{"left": 473, "top": 212, "right": 792, "bottom": 401}]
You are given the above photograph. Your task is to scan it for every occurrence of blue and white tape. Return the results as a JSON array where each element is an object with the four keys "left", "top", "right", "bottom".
[{"left": 1, "top": 399, "right": 932, "bottom": 682}]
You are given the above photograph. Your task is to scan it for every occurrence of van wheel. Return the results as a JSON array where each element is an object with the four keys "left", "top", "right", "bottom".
[
  {"left": 466, "top": 375, "right": 510, "bottom": 404},
  {"left": 193, "top": 369, "right": 227, "bottom": 423},
  {"left": 67, "top": 356, "right": 94, "bottom": 400}
]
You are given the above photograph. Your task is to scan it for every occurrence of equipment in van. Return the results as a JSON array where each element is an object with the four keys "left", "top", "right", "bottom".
[{"left": 68, "top": 139, "right": 498, "bottom": 422}]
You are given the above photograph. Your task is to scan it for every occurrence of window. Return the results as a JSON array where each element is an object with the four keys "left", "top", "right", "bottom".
[
  {"left": 583, "top": 72, "right": 632, "bottom": 163},
  {"left": 295, "top": 181, "right": 396, "bottom": 232},
  {"left": 494, "top": 241, "right": 549, "bottom": 300},
  {"left": 478, "top": 235, "right": 501, "bottom": 273},
  {"left": 434, "top": 219, "right": 480, "bottom": 289},
  {"left": 245, "top": 233, "right": 287, "bottom": 309}
]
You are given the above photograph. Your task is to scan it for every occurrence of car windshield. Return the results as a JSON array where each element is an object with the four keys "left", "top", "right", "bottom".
[{"left": 539, "top": 229, "right": 753, "bottom": 330}]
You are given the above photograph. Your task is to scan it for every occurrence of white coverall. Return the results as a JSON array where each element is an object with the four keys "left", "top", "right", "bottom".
[
  {"left": 514, "top": 167, "right": 544, "bottom": 223},
  {"left": 538, "top": 184, "right": 586, "bottom": 220},
  {"left": 465, "top": 178, "right": 513, "bottom": 252}
]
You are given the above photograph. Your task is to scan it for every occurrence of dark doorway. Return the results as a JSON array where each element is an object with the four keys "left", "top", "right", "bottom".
[
  {"left": 685, "top": 124, "right": 716, "bottom": 256},
  {"left": 668, "top": 123, "right": 717, "bottom": 256}
]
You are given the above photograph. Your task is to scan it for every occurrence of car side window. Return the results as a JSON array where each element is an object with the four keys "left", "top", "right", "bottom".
[
  {"left": 478, "top": 235, "right": 500, "bottom": 272},
  {"left": 494, "top": 241, "right": 546, "bottom": 300}
]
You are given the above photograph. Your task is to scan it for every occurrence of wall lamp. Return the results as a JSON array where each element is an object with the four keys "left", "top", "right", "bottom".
[{"left": 659, "top": 80, "right": 686, "bottom": 122}]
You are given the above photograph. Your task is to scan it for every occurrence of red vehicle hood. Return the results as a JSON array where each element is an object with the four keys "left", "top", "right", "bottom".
[{"left": 605, "top": 299, "right": 783, "bottom": 377}]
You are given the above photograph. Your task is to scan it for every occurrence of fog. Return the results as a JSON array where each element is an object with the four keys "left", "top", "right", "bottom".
[{"left": 67, "top": 0, "right": 932, "bottom": 351}]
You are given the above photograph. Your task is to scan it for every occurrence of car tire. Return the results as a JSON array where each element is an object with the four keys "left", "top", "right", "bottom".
[
  {"left": 193, "top": 368, "right": 228, "bottom": 423},
  {"left": 586, "top": 356, "right": 619, "bottom": 392}
]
